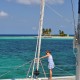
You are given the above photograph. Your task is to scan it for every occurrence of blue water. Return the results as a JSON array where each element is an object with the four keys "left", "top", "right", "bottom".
[{"left": 0, "top": 36, "right": 76, "bottom": 79}]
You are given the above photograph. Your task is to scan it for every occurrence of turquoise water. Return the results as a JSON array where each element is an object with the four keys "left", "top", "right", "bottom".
[{"left": 0, "top": 36, "right": 76, "bottom": 79}]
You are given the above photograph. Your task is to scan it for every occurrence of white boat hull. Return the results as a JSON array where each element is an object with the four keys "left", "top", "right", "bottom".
[{"left": 2, "top": 76, "right": 75, "bottom": 80}]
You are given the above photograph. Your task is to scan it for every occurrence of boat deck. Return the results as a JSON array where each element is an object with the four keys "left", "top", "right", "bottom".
[{"left": 2, "top": 76, "right": 75, "bottom": 80}]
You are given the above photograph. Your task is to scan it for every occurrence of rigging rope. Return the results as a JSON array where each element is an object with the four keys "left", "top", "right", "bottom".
[
  {"left": 40, "top": 60, "right": 46, "bottom": 77},
  {"left": 0, "top": 58, "right": 75, "bottom": 78},
  {"left": 0, "top": 64, "right": 76, "bottom": 69},
  {"left": 71, "top": 0, "right": 76, "bottom": 34},
  {"left": 27, "top": 60, "right": 34, "bottom": 78},
  {"left": 45, "top": 0, "right": 76, "bottom": 36},
  {"left": 0, "top": 60, "right": 33, "bottom": 78},
  {"left": 45, "top": 3, "right": 73, "bottom": 24},
  {"left": 71, "top": 0, "right": 77, "bottom": 59},
  {"left": 55, "top": 66, "right": 75, "bottom": 76}
]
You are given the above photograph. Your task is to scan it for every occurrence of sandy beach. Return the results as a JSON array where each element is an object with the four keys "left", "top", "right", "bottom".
[{"left": 35, "top": 36, "right": 74, "bottom": 39}]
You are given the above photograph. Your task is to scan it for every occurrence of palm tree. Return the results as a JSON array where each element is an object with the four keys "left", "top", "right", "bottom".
[
  {"left": 61, "top": 31, "right": 64, "bottom": 36},
  {"left": 49, "top": 28, "right": 52, "bottom": 35},
  {"left": 46, "top": 29, "right": 49, "bottom": 35},
  {"left": 59, "top": 30, "right": 67, "bottom": 36},
  {"left": 42, "top": 28, "right": 52, "bottom": 36},
  {"left": 42, "top": 28, "right": 45, "bottom": 35},
  {"left": 59, "top": 30, "right": 62, "bottom": 36}
]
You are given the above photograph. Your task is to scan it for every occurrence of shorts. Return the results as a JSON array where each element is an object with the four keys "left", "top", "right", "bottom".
[{"left": 48, "top": 63, "right": 55, "bottom": 69}]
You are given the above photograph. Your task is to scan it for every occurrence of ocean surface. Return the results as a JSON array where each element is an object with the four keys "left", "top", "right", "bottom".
[{"left": 0, "top": 36, "right": 76, "bottom": 79}]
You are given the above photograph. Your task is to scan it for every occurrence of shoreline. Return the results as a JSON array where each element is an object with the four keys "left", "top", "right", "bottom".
[
  {"left": 40, "top": 36, "right": 74, "bottom": 39},
  {"left": 0, "top": 36, "right": 74, "bottom": 39}
]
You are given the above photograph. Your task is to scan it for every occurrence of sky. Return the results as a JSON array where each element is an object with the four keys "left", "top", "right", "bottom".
[{"left": 0, "top": 0, "right": 78, "bottom": 35}]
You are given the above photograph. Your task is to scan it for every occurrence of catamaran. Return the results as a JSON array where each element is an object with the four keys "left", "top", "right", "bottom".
[{"left": 1, "top": 0, "right": 80, "bottom": 80}]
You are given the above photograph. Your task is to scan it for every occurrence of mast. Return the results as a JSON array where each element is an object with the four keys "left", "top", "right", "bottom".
[
  {"left": 31, "top": 0, "right": 45, "bottom": 78},
  {"left": 76, "top": 0, "right": 80, "bottom": 80},
  {"left": 37, "top": 0, "right": 45, "bottom": 70}
]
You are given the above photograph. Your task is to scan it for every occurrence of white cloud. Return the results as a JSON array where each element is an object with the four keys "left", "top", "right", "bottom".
[
  {"left": 51, "top": 0, "right": 64, "bottom": 4},
  {"left": 7, "top": 0, "right": 64, "bottom": 5},
  {"left": 0, "top": 11, "right": 8, "bottom": 17},
  {"left": 16, "top": 0, "right": 40, "bottom": 5}
]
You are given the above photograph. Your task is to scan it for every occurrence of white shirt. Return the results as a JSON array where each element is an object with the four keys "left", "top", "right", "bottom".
[{"left": 48, "top": 55, "right": 54, "bottom": 64}]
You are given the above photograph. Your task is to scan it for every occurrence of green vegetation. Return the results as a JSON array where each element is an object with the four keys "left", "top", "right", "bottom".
[
  {"left": 42, "top": 28, "right": 52, "bottom": 36},
  {"left": 42, "top": 28, "right": 67, "bottom": 36},
  {"left": 59, "top": 30, "right": 67, "bottom": 36}
]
